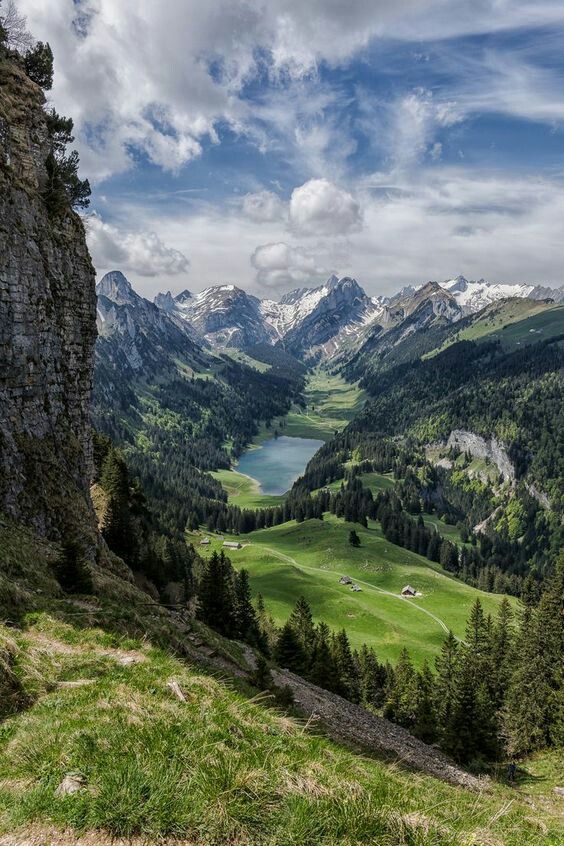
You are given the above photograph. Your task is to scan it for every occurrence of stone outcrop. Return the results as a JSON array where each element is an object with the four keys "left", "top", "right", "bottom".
[
  {"left": 0, "top": 58, "right": 97, "bottom": 537},
  {"left": 446, "top": 429, "right": 515, "bottom": 482}
]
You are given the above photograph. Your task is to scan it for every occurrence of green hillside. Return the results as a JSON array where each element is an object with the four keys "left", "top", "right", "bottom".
[
  {"left": 425, "top": 300, "right": 563, "bottom": 358},
  {"left": 1, "top": 614, "right": 559, "bottom": 845},
  {"left": 192, "top": 514, "right": 515, "bottom": 665}
]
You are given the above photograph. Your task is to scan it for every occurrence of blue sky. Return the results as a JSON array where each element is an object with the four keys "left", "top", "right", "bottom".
[{"left": 19, "top": 0, "right": 564, "bottom": 298}]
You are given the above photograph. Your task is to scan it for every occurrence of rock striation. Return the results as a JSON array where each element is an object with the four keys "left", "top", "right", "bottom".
[{"left": 0, "top": 58, "right": 97, "bottom": 537}]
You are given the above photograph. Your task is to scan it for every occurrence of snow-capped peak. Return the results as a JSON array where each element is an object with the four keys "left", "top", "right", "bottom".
[{"left": 438, "top": 276, "right": 536, "bottom": 313}]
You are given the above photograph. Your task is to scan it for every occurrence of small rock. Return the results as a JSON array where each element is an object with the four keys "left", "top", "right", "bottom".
[
  {"left": 167, "top": 679, "right": 187, "bottom": 702},
  {"left": 55, "top": 773, "right": 86, "bottom": 796},
  {"left": 553, "top": 786, "right": 564, "bottom": 796}
]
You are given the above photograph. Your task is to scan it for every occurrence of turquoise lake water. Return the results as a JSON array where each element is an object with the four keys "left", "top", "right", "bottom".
[{"left": 236, "top": 436, "right": 324, "bottom": 495}]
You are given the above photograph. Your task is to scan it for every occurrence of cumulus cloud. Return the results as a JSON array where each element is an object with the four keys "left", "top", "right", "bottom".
[
  {"left": 19, "top": 1, "right": 564, "bottom": 183},
  {"left": 85, "top": 214, "right": 189, "bottom": 277},
  {"left": 251, "top": 242, "right": 333, "bottom": 288},
  {"left": 289, "top": 179, "right": 362, "bottom": 236},
  {"left": 242, "top": 190, "right": 285, "bottom": 223}
]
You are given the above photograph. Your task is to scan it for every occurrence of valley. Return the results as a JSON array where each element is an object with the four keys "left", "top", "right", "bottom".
[
  {"left": 1, "top": 20, "right": 563, "bottom": 846},
  {"left": 211, "top": 369, "right": 365, "bottom": 506}
]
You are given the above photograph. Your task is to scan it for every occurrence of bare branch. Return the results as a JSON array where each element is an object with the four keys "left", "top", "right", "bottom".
[{"left": 1, "top": 0, "right": 33, "bottom": 52}]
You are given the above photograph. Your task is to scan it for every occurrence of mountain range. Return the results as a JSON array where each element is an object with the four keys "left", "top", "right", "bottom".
[{"left": 96, "top": 270, "right": 564, "bottom": 365}]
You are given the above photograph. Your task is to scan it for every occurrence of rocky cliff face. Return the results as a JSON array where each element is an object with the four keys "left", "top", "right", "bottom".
[
  {"left": 446, "top": 429, "right": 515, "bottom": 482},
  {"left": 0, "top": 58, "right": 97, "bottom": 537}
]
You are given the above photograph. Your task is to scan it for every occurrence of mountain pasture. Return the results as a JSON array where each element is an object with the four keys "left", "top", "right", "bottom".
[{"left": 192, "top": 514, "right": 515, "bottom": 665}]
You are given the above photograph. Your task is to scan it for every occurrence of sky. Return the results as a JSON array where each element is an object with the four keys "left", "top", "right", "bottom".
[{"left": 17, "top": 0, "right": 564, "bottom": 299}]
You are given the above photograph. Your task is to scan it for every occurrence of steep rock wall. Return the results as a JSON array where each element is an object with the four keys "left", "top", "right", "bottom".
[
  {"left": 0, "top": 58, "right": 97, "bottom": 537},
  {"left": 446, "top": 429, "right": 515, "bottom": 482}
]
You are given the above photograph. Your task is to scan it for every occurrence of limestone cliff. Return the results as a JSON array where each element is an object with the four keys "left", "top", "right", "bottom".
[{"left": 0, "top": 57, "right": 97, "bottom": 538}]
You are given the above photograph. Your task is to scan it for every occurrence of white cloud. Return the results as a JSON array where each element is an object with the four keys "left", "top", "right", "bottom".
[
  {"left": 18, "top": 1, "right": 564, "bottom": 183},
  {"left": 242, "top": 190, "right": 285, "bottom": 222},
  {"left": 85, "top": 213, "right": 189, "bottom": 277},
  {"left": 251, "top": 242, "right": 332, "bottom": 288},
  {"left": 351, "top": 167, "right": 564, "bottom": 291},
  {"left": 289, "top": 179, "right": 362, "bottom": 236}
]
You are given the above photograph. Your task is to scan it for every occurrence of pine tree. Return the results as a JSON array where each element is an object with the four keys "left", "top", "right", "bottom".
[
  {"left": 491, "top": 597, "right": 514, "bottom": 709},
  {"left": 332, "top": 629, "right": 360, "bottom": 702},
  {"left": 54, "top": 538, "right": 93, "bottom": 594},
  {"left": 348, "top": 529, "right": 361, "bottom": 547},
  {"left": 197, "top": 551, "right": 236, "bottom": 637},
  {"left": 383, "top": 647, "right": 417, "bottom": 730},
  {"left": 234, "top": 569, "right": 259, "bottom": 643},
  {"left": 434, "top": 630, "right": 459, "bottom": 755},
  {"left": 503, "top": 556, "right": 564, "bottom": 755},
  {"left": 357, "top": 644, "right": 386, "bottom": 709},
  {"left": 252, "top": 654, "right": 273, "bottom": 690},
  {"left": 449, "top": 600, "right": 498, "bottom": 762},
  {"left": 24, "top": 41, "right": 53, "bottom": 89},
  {"left": 99, "top": 448, "right": 134, "bottom": 563},
  {"left": 288, "top": 596, "right": 315, "bottom": 661},
  {"left": 413, "top": 662, "right": 438, "bottom": 744},
  {"left": 310, "top": 622, "right": 341, "bottom": 693},
  {"left": 275, "top": 622, "right": 307, "bottom": 675}
]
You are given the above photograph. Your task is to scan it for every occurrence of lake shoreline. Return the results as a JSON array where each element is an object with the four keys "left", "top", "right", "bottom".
[{"left": 235, "top": 435, "right": 324, "bottom": 496}]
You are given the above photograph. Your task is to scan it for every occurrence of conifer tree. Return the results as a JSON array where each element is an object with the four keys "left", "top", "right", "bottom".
[
  {"left": 348, "top": 529, "right": 361, "bottom": 547},
  {"left": 288, "top": 596, "right": 315, "bottom": 658},
  {"left": 503, "top": 556, "right": 564, "bottom": 755},
  {"left": 100, "top": 448, "right": 134, "bottom": 562},
  {"left": 234, "top": 569, "right": 259, "bottom": 643},
  {"left": 332, "top": 629, "right": 360, "bottom": 702},
  {"left": 197, "top": 551, "right": 236, "bottom": 637},
  {"left": 434, "top": 630, "right": 459, "bottom": 754},
  {"left": 383, "top": 647, "right": 417, "bottom": 730},
  {"left": 357, "top": 644, "right": 386, "bottom": 709},
  {"left": 449, "top": 599, "right": 498, "bottom": 762},
  {"left": 309, "top": 622, "right": 341, "bottom": 693},
  {"left": 413, "top": 661, "right": 438, "bottom": 744},
  {"left": 275, "top": 622, "right": 307, "bottom": 675},
  {"left": 491, "top": 597, "right": 514, "bottom": 708}
]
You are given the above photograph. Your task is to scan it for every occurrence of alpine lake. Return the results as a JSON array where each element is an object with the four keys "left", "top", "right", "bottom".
[{"left": 236, "top": 435, "right": 324, "bottom": 495}]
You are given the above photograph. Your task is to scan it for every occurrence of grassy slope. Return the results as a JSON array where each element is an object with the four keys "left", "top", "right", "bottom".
[
  {"left": 210, "top": 468, "right": 286, "bottom": 509},
  {"left": 0, "top": 614, "right": 560, "bottom": 845},
  {"left": 424, "top": 300, "right": 563, "bottom": 359},
  {"left": 192, "top": 515, "right": 515, "bottom": 665}
]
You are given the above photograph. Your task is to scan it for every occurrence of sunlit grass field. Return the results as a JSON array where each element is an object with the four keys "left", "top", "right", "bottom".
[{"left": 192, "top": 514, "right": 516, "bottom": 665}]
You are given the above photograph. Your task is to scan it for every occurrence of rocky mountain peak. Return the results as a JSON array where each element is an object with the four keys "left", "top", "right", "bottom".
[
  {"left": 154, "top": 291, "right": 176, "bottom": 312},
  {"left": 97, "top": 270, "right": 136, "bottom": 305},
  {"left": 444, "top": 275, "right": 469, "bottom": 293}
]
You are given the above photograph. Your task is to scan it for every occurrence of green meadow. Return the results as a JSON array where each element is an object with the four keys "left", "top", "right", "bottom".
[
  {"left": 256, "top": 369, "right": 365, "bottom": 443},
  {"left": 192, "top": 514, "right": 515, "bottom": 666},
  {"left": 211, "top": 468, "right": 286, "bottom": 509}
]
